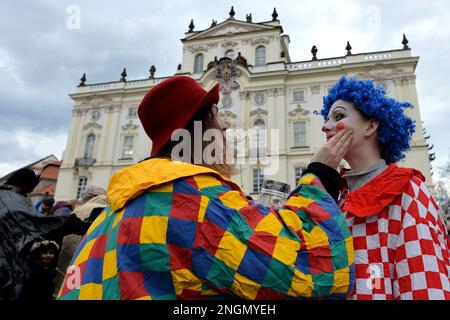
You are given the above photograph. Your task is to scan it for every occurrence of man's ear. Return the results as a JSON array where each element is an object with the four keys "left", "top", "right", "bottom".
[{"left": 365, "top": 118, "right": 379, "bottom": 137}]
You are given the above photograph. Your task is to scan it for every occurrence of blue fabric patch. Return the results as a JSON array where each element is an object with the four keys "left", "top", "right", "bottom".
[
  {"left": 143, "top": 271, "right": 175, "bottom": 297},
  {"left": 237, "top": 247, "right": 271, "bottom": 284},
  {"left": 82, "top": 258, "right": 104, "bottom": 284},
  {"left": 167, "top": 218, "right": 197, "bottom": 248},
  {"left": 123, "top": 194, "right": 147, "bottom": 218},
  {"left": 117, "top": 244, "right": 141, "bottom": 272},
  {"left": 294, "top": 250, "right": 311, "bottom": 275},
  {"left": 191, "top": 248, "right": 214, "bottom": 279}
]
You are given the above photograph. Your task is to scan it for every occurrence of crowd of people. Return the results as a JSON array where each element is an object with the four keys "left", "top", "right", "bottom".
[
  {"left": 0, "top": 171, "right": 106, "bottom": 300},
  {"left": 1, "top": 76, "right": 449, "bottom": 300}
]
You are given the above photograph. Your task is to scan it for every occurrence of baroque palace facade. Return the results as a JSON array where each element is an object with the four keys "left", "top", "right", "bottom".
[{"left": 54, "top": 8, "right": 432, "bottom": 200}]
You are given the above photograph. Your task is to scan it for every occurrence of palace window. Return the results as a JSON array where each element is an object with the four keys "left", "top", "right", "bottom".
[
  {"left": 84, "top": 133, "right": 95, "bottom": 159},
  {"left": 253, "top": 119, "right": 266, "bottom": 158},
  {"left": 292, "top": 90, "right": 305, "bottom": 102},
  {"left": 194, "top": 54, "right": 204, "bottom": 73},
  {"left": 255, "top": 46, "right": 266, "bottom": 66},
  {"left": 122, "top": 135, "right": 134, "bottom": 158},
  {"left": 128, "top": 107, "right": 137, "bottom": 118},
  {"left": 76, "top": 177, "right": 88, "bottom": 200},
  {"left": 253, "top": 168, "right": 264, "bottom": 193},
  {"left": 293, "top": 122, "right": 307, "bottom": 147}
]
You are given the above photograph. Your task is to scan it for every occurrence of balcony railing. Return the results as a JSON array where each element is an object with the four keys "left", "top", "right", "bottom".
[{"left": 74, "top": 157, "right": 96, "bottom": 167}]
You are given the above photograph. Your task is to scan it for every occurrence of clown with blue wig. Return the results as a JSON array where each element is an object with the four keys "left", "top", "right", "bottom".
[{"left": 321, "top": 76, "right": 450, "bottom": 300}]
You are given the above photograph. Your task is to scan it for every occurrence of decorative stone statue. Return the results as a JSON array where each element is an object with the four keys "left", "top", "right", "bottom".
[
  {"left": 149, "top": 65, "right": 156, "bottom": 79},
  {"left": 120, "top": 68, "right": 127, "bottom": 82},
  {"left": 188, "top": 19, "right": 194, "bottom": 32},
  {"left": 235, "top": 52, "right": 248, "bottom": 68},
  {"left": 311, "top": 46, "right": 318, "bottom": 60},
  {"left": 216, "top": 57, "right": 241, "bottom": 95},
  {"left": 78, "top": 73, "right": 86, "bottom": 87}
]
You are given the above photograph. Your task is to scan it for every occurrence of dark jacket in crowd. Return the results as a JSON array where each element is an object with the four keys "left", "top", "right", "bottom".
[
  {"left": 19, "top": 261, "right": 56, "bottom": 301},
  {"left": 0, "top": 185, "right": 66, "bottom": 300}
]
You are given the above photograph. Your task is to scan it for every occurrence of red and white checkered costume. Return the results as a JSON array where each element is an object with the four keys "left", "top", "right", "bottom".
[{"left": 340, "top": 164, "right": 450, "bottom": 300}]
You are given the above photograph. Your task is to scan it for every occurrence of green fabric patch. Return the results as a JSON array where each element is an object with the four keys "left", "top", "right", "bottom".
[
  {"left": 139, "top": 244, "right": 170, "bottom": 272},
  {"left": 102, "top": 276, "right": 121, "bottom": 300},
  {"left": 144, "top": 192, "right": 173, "bottom": 216},
  {"left": 262, "top": 258, "right": 294, "bottom": 294},
  {"left": 206, "top": 256, "right": 236, "bottom": 290}
]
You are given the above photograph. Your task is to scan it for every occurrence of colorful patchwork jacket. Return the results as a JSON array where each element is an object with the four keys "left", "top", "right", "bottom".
[{"left": 58, "top": 158, "right": 354, "bottom": 300}]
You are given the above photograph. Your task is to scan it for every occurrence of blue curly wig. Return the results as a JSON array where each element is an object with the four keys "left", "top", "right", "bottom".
[{"left": 321, "top": 76, "right": 416, "bottom": 164}]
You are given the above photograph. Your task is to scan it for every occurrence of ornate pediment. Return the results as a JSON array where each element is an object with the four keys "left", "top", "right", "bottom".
[
  {"left": 250, "top": 108, "right": 268, "bottom": 117},
  {"left": 83, "top": 122, "right": 102, "bottom": 130},
  {"left": 186, "top": 20, "right": 276, "bottom": 41},
  {"left": 122, "top": 122, "right": 139, "bottom": 131},
  {"left": 289, "top": 105, "right": 310, "bottom": 117},
  {"left": 219, "top": 110, "right": 237, "bottom": 119}
]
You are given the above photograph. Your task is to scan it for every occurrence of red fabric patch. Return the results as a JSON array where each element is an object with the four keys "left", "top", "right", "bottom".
[
  {"left": 308, "top": 246, "right": 334, "bottom": 274},
  {"left": 119, "top": 271, "right": 148, "bottom": 299},
  {"left": 255, "top": 287, "right": 286, "bottom": 300},
  {"left": 117, "top": 217, "right": 143, "bottom": 245},
  {"left": 408, "top": 256, "right": 425, "bottom": 273},
  {"left": 412, "top": 289, "right": 429, "bottom": 300},
  {"left": 247, "top": 231, "right": 278, "bottom": 257},
  {"left": 366, "top": 221, "right": 379, "bottom": 236},
  {"left": 397, "top": 275, "right": 412, "bottom": 294},
  {"left": 353, "top": 237, "right": 368, "bottom": 250},
  {"left": 403, "top": 226, "right": 419, "bottom": 242},
  {"left": 354, "top": 264, "right": 369, "bottom": 279},
  {"left": 170, "top": 193, "right": 201, "bottom": 221},
  {"left": 367, "top": 248, "right": 382, "bottom": 262},
  {"left": 240, "top": 205, "right": 265, "bottom": 230},
  {"left": 417, "top": 189, "right": 430, "bottom": 209},
  {"left": 419, "top": 239, "right": 435, "bottom": 256},
  {"left": 89, "top": 235, "right": 109, "bottom": 259},
  {"left": 395, "top": 244, "right": 407, "bottom": 262},
  {"left": 425, "top": 271, "right": 442, "bottom": 289},
  {"left": 167, "top": 244, "right": 192, "bottom": 270},
  {"left": 193, "top": 218, "right": 226, "bottom": 256},
  {"left": 307, "top": 202, "right": 332, "bottom": 224},
  {"left": 178, "top": 289, "right": 209, "bottom": 300}
]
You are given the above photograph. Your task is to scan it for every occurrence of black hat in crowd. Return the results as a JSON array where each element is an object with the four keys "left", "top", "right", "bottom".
[
  {"left": 42, "top": 197, "right": 55, "bottom": 207},
  {"left": 5, "top": 168, "right": 40, "bottom": 194}
]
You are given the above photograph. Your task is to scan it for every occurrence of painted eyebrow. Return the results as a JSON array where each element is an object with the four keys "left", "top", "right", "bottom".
[{"left": 326, "top": 106, "right": 347, "bottom": 121}]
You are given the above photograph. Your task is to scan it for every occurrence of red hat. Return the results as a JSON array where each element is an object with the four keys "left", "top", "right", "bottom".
[{"left": 138, "top": 76, "right": 220, "bottom": 156}]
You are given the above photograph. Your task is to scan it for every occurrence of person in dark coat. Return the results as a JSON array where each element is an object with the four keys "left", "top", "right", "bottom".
[
  {"left": 19, "top": 240, "right": 59, "bottom": 301},
  {"left": 0, "top": 168, "right": 66, "bottom": 300}
]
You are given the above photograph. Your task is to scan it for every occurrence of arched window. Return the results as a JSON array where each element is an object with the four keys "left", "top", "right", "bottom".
[
  {"left": 194, "top": 54, "right": 204, "bottom": 73},
  {"left": 255, "top": 46, "right": 266, "bottom": 66},
  {"left": 225, "top": 50, "right": 234, "bottom": 60},
  {"left": 253, "top": 119, "right": 266, "bottom": 158},
  {"left": 84, "top": 133, "right": 95, "bottom": 159}
]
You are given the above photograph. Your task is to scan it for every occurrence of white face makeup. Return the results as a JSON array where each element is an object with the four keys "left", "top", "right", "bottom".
[
  {"left": 322, "top": 99, "right": 375, "bottom": 155},
  {"left": 323, "top": 100, "right": 355, "bottom": 141}
]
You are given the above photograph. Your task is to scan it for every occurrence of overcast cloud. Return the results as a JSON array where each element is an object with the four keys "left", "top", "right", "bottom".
[{"left": 1, "top": 0, "right": 449, "bottom": 185}]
